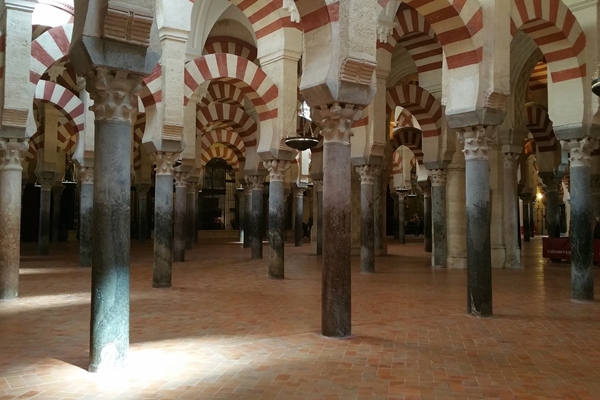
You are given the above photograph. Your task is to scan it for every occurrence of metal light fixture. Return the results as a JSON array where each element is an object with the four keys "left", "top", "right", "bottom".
[{"left": 285, "top": 101, "right": 319, "bottom": 151}]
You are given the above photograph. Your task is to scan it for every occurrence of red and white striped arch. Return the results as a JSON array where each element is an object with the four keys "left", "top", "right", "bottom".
[
  {"left": 133, "top": 113, "right": 146, "bottom": 171},
  {"left": 386, "top": 84, "right": 442, "bottom": 138},
  {"left": 201, "top": 144, "right": 241, "bottom": 172},
  {"left": 196, "top": 102, "right": 258, "bottom": 148},
  {"left": 34, "top": 80, "right": 84, "bottom": 134},
  {"left": 57, "top": 121, "right": 76, "bottom": 153},
  {"left": 30, "top": 24, "right": 72, "bottom": 90},
  {"left": 378, "top": 4, "right": 443, "bottom": 75},
  {"left": 525, "top": 103, "right": 557, "bottom": 152},
  {"left": 392, "top": 150, "right": 403, "bottom": 175},
  {"left": 396, "top": 107, "right": 416, "bottom": 129},
  {"left": 510, "top": 0, "right": 586, "bottom": 83},
  {"left": 140, "top": 64, "right": 162, "bottom": 109},
  {"left": 184, "top": 53, "right": 278, "bottom": 122},
  {"left": 200, "top": 129, "right": 246, "bottom": 162},
  {"left": 529, "top": 61, "right": 548, "bottom": 91},
  {"left": 391, "top": 127, "right": 423, "bottom": 163},
  {"left": 203, "top": 35, "right": 258, "bottom": 61},
  {"left": 201, "top": 82, "right": 245, "bottom": 108}
]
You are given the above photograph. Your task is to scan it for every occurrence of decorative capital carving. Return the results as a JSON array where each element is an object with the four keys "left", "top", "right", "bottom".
[
  {"left": 561, "top": 137, "right": 598, "bottom": 168},
  {"left": 313, "top": 179, "right": 323, "bottom": 192},
  {"left": 355, "top": 165, "right": 381, "bottom": 185},
  {"left": 377, "top": 20, "right": 397, "bottom": 43},
  {"left": 282, "top": 0, "right": 300, "bottom": 23},
  {"left": 246, "top": 175, "right": 265, "bottom": 191},
  {"left": 243, "top": 186, "right": 252, "bottom": 196},
  {"left": 395, "top": 189, "right": 408, "bottom": 201},
  {"left": 38, "top": 175, "right": 54, "bottom": 191},
  {"left": 0, "top": 138, "right": 28, "bottom": 171},
  {"left": 263, "top": 159, "right": 291, "bottom": 182},
  {"left": 151, "top": 152, "right": 177, "bottom": 176},
  {"left": 295, "top": 188, "right": 306, "bottom": 198},
  {"left": 458, "top": 126, "right": 492, "bottom": 162},
  {"left": 429, "top": 169, "right": 447, "bottom": 187},
  {"left": 339, "top": 57, "right": 377, "bottom": 86},
  {"left": 174, "top": 171, "right": 189, "bottom": 187},
  {"left": 79, "top": 167, "right": 94, "bottom": 185},
  {"left": 87, "top": 68, "right": 143, "bottom": 123},
  {"left": 318, "top": 103, "right": 363, "bottom": 143},
  {"left": 503, "top": 152, "right": 520, "bottom": 169}
]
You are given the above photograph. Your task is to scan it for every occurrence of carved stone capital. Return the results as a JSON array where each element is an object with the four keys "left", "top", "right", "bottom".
[
  {"left": 263, "top": 159, "right": 291, "bottom": 182},
  {"left": 243, "top": 186, "right": 253, "bottom": 196},
  {"left": 0, "top": 138, "right": 28, "bottom": 171},
  {"left": 151, "top": 152, "right": 177, "bottom": 176},
  {"left": 246, "top": 175, "right": 265, "bottom": 191},
  {"left": 87, "top": 68, "right": 143, "bottom": 123},
  {"left": 395, "top": 188, "right": 409, "bottom": 201},
  {"left": 561, "top": 137, "right": 598, "bottom": 168},
  {"left": 295, "top": 188, "right": 306, "bottom": 198},
  {"left": 317, "top": 103, "right": 363, "bottom": 143},
  {"left": 174, "top": 171, "right": 189, "bottom": 187},
  {"left": 79, "top": 167, "right": 94, "bottom": 185},
  {"left": 429, "top": 169, "right": 447, "bottom": 187},
  {"left": 377, "top": 21, "right": 397, "bottom": 43},
  {"left": 313, "top": 179, "right": 323, "bottom": 192},
  {"left": 458, "top": 126, "right": 492, "bottom": 162},
  {"left": 282, "top": 0, "right": 300, "bottom": 23},
  {"left": 503, "top": 152, "right": 520, "bottom": 169},
  {"left": 38, "top": 176, "right": 54, "bottom": 191},
  {"left": 355, "top": 165, "right": 381, "bottom": 185}
]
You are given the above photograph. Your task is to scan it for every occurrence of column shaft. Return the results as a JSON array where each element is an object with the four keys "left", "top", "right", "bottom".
[
  {"left": 431, "top": 170, "right": 447, "bottom": 268},
  {"left": 295, "top": 189, "right": 305, "bottom": 247},
  {"left": 269, "top": 180, "right": 285, "bottom": 278},
  {"left": 137, "top": 191, "right": 147, "bottom": 245},
  {"left": 79, "top": 178, "right": 93, "bottom": 267},
  {"left": 185, "top": 183, "right": 196, "bottom": 249},
  {"left": 173, "top": 183, "right": 186, "bottom": 262},
  {"left": 570, "top": 164, "right": 593, "bottom": 300},
  {"left": 317, "top": 186, "right": 323, "bottom": 255},
  {"left": 37, "top": 184, "right": 52, "bottom": 255},
  {"left": 522, "top": 200, "right": 531, "bottom": 242},
  {"left": 51, "top": 186, "right": 64, "bottom": 242},
  {"left": 243, "top": 189, "right": 252, "bottom": 248},
  {"left": 357, "top": 165, "right": 378, "bottom": 273},
  {"left": 546, "top": 190, "right": 560, "bottom": 238},
  {"left": 447, "top": 166, "right": 467, "bottom": 269},
  {"left": 398, "top": 196, "right": 406, "bottom": 244},
  {"left": 424, "top": 188, "right": 432, "bottom": 253},
  {"left": 503, "top": 154, "right": 521, "bottom": 269},
  {"left": 153, "top": 171, "right": 174, "bottom": 288},
  {"left": 248, "top": 176, "right": 264, "bottom": 259},
  {"left": 374, "top": 173, "right": 383, "bottom": 255}
]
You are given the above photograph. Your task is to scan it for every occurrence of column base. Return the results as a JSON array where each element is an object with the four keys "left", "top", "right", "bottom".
[
  {"left": 447, "top": 257, "right": 467, "bottom": 269},
  {"left": 503, "top": 257, "right": 522, "bottom": 270},
  {"left": 152, "top": 283, "right": 172, "bottom": 289},
  {"left": 491, "top": 247, "right": 506, "bottom": 269}
]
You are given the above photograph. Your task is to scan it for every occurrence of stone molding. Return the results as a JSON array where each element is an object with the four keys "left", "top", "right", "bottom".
[
  {"left": 79, "top": 167, "right": 94, "bottom": 185},
  {"left": 561, "top": 137, "right": 598, "bottom": 168},
  {"left": 104, "top": 2, "right": 153, "bottom": 47},
  {"left": 87, "top": 68, "right": 143, "bottom": 123},
  {"left": 246, "top": 175, "right": 265, "bottom": 191},
  {"left": 458, "top": 126, "right": 492, "bottom": 162},
  {"left": 503, "top": 152, "right": 520, "bottom": 169},
  {"left": 430, "top": 169, "right": 447, "bottom": 187},
  {"left": 174, "top": 171, "right": 189, "bottom": 187},
  {"left": 0, "top": 138, "right": 28, "bottom": 172},
  {"left": 295, "top": 188, "right": 306, "bottom": 198},
  {"left": 317, "top": 103, "right": 363, "bottom": 143},
  {"left": 314, "top": 179, "right": 323, "bottom": 192},
  {"left": 355, "top": 165, "right": 381, "bottom": 185},
  {"left": 151, "top": 152, "right": 177, "bottom": 176},
  {"left": 263, "top": 159, "right": 291, "bottom": 182}
]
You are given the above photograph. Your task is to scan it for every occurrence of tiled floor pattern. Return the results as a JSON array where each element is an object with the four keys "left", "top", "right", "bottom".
[{"left": 1, "top": 238, "right": 600, "bottom": 399}]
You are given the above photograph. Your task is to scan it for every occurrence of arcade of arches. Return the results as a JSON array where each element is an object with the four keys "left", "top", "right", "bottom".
[{"left": 1, "top": 0, "right": 600, "bottom": 398}]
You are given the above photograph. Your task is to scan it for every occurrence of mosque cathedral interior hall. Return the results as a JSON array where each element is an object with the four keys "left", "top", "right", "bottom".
[{"left": 1, "top": 0, "right": 600, "bottom": 398}]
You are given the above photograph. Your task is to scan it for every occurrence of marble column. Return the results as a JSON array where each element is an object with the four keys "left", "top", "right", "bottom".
[
  {"left": 243, "top": 186, "right": 252, "bottom": 248},
  {"left": 430, "top": 169, "right": 447, "bottom": 268},
  {"left": 459, "top": 127, "right": 493, "bottom": 317},
  {"left": 521, "top": 196, "right": 532, "bottom": 242},
  {"left": 151, "top": 152, "right": 176, "bottom": 288},
  {"left": 315, "top": 180, "right": 323, "bottom": 255},
  {"left": 447, "top": 162, "right": 467, "bottom": 269},
  {"left": 356, "top": 165, "right": 379, "bottom": 273},
  {"left": 173, "top": 171, "right": 188, "bottom": 263},
  {"left": 265, "top": 160, "right": 290, "bottom": 279},
  {"left": 37, "top": 175, "right": 54, "bottom": 255},
  {"left": 503, "top": 153, "right": 521, "bottom": 269},
  {"left": 295, "top": 188, "right": 306, "bottom": 247},
  {"left": 591, "top": 174, "right": 600, "bottom": 219},
  {"left": 562, "top": 138, "right": 596, "bottom": 301},
  {"left": 51, "top": 185, "right": 64, "bottom": 242},
  {"left": 185, "top": 181, "right": 197, "bottom": 250},
  {"left": 0, "top": 139, "right": 28, "bottom": 299},
  {"left": 393, "top": 195, "right": 399, "bottom": 240},
  {"left": 423, "top": 184, "right": 432, "bottom": 253},
  {"left": 79, "top": 167, "right": 94, "bottom": 268},
  {"left": 283, "top": 187, "right": 290, "bottom": 242},
  {"left": 529, "top": 201, "right": 535, "bottom": 237},
  {"left": 396, "top": 190, "right": 407, "bottom": 244},
  {"left": 321, "top": 105, "right": 359, "bottom": 338},
  {"left": 237, "top": 187, "right": 245, "bottom": 244},
  {"left": 544, "top": 178, "right": 561, "bottom": 238},
  {"left": 87, "top": 68, "right": 142, "bottom": 372},
  {"left": 247, "top": 175, "right": 265, "bottom": 259},
  {"left": 136, "top": 183, "right": 150, "bottom": 245},
  {"left": 374, "top": 169, "right": 384, "bottom": 255}
]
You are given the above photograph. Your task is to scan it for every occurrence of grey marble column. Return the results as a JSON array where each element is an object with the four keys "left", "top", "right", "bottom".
[
  {"left": 185, "top": 181, "right": 197, "bottom": 250},
  {"left": 592, "top": 174, "right": 600, "bottom": 219},
  {"left": 243, "top": 186, "right": 252, "bottom": 248},
  {"left": 423, "top": 184, "right": 432, "bottom": 253},
  {"left": 136, "top": 183, "right": 150, "bottom": 245},
  {"left": 503, "top": 154, "right": 521, "bottom": 269},
  {"left": 237, "top": 187, "right": 245, "bottom": 244},
  {"left": 396, "top": 190, "right": 407, "bottom": 244},
  {"left": 543, "top": 178, "right": 561, "bottom": 238},
  {"left": 295, "top": 188, "right": 306, "bottom": 247},
  {"left": 521, "top": 197, "right": 532, "bottom": 242},
  {"left": 51, "top": 185, "right": 64, "bottom": 242},
  {"left": 315, "top": 180, "right": 323, "bottom": 255},
  {"left": 87, "top": 69, "right": 142, "bottom": 373},
  {"left": 151, "top": 152, "right": 176, "bottom": 288},
  {"left": 265, "top": 160, "right": 290, "bottom": 279},
  {"left": 79, "top": 167, "right": 94, "bottom": 268},
  {"left": 393, "top": 195, "right": 399, "bottom": 240},
  {"left": 247, "top": 175, "right": 265, "bottom": 259},
  {"left": 0, "top": 139, "right": 28, "bottom": 299},
  {"left": 562, "top": 138, "right": 595, "bottom": 301},
  {"left": 374, "top": 170, "right": 384, "bottom": 255},
  {"left": 37, "top": 175, "right": 54, "bottom": 255},
  {"left": 459, "top": 127, "right": 493, "bottom": 317},
  {"left": 321, "top": 108, "right": 358, "bottom": 338},
  {"left": 356, "top": 165, "right": 379, "bottom": 273},
  {"left": 430, "top": 169, "right": 447, "bottom": 268},
  {"left": 173, "top": 171, "right": 188, "bottom": 262}
]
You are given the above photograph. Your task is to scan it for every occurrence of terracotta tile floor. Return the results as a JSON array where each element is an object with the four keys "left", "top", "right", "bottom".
[{"left": 2, "top": 237, "right": 600, "bottom": 399}]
